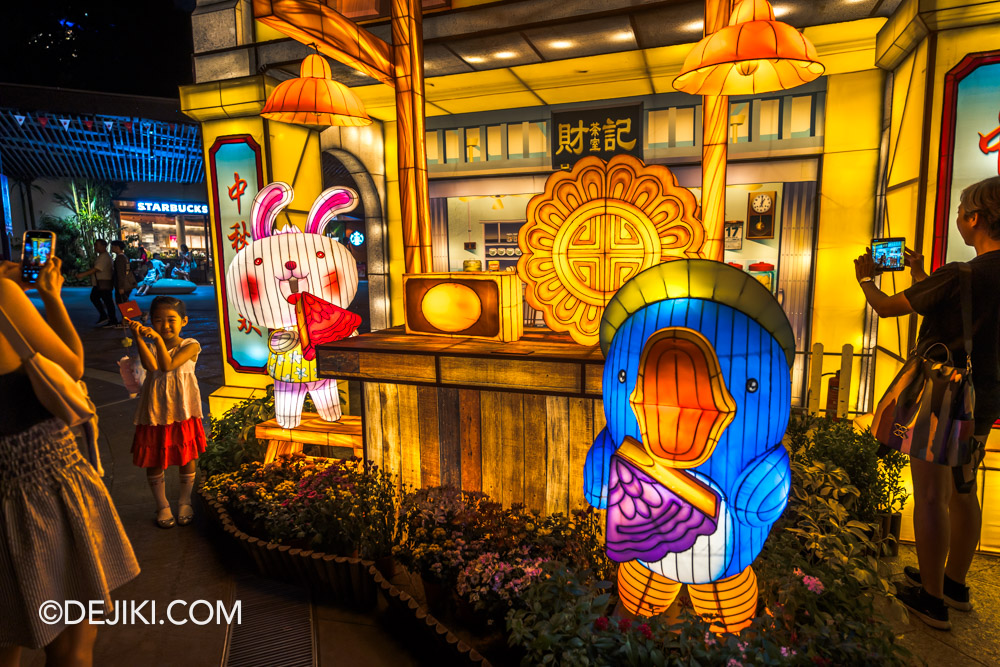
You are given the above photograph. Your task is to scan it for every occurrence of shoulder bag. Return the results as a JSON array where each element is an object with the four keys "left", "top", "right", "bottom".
[
  {"left": 871, "top": 264, "right": 976, "bottom": 466},
  {"left": 0, "top": 303, "right": 103, "bottom": 475}
]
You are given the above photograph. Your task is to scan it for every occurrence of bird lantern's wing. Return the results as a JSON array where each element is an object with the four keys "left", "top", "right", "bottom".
[{"left": 731, "top": 444, "right": 791, "bottom": 527}]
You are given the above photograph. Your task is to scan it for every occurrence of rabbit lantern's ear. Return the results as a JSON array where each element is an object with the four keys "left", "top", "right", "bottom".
[
  {"left": 305, "top": 187, "right": 360, "bottom": 236},
  {"left": 250, "top": 182, "right": 294, "bottom": 240}
]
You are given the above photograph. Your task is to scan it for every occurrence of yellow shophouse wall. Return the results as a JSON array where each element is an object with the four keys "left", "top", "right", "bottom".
[{"left": 810, "top": 68, "right": 885, "bottom": 415}]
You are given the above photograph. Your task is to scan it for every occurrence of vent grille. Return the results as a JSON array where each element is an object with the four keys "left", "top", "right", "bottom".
[{"left": 223, "top": 576, "right": 314, "bottom": 667}]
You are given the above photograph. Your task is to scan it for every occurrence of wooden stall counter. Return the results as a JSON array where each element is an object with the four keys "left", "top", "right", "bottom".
[
  {"left": 256, "top": 413, "right": 364, "bottom": 463},
  {"left": 316, "top": 327, "right": 606, "bottom": 514}
]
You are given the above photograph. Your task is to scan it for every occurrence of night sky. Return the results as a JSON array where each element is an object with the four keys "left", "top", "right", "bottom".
[{"left": 1, "top": 1, "right": 196, "bottom": 98}]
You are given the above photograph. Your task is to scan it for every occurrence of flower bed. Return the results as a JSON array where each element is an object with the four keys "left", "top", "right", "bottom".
[{"left": 200, "top": 413, "right": 913, "bottom": 666}]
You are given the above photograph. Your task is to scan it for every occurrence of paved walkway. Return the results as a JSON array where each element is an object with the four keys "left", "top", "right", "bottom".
[{"left": 18, "top": 287, "right": 420, "bottom": 667}]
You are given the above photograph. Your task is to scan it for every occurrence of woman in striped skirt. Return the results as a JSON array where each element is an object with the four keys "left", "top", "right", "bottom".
[{"left": 0, "top": 257, "right": 139, "bottom": 665}]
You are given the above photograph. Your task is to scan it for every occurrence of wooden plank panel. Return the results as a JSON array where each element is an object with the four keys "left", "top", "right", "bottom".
[
  {"left": 416, "top": 385, "right": 441, "bottom": 487},
  {"left": 594, "top": 398, "right": 607, "bottom": 434},
  {"left": 359, "top": 353, "right": 438, "bottom": 383},
  {"left": 500, "top": 392, "right": 525, "bottom": 508},
  {"left": 568, "top": 397, "right": 595, "bottom": 511},
  {"left": 458, "top": 389, "right": 482, "bottom": 493},
  {"left": 584, "top": 364, "right": 604, "bottom": 396},
  {"left": 362, "top": 383, "right": 383, "bottom": 468},
  {"left": 522, "top": 393, "right": 547, "bottom": 513},
  {"left": 436, "top": 387, "right": 462, "bottom": 488},
  {"left": 379, "top": 383, "right": 402, "bottom": 483},
  {"left": 439, "top": 357, "right": 581, "bottom": 393},
  {"left": 397, "top": 383, "right": 422, "bottom": 491},
  {"left": 545, "top": 396, "right": 570, "bottom": 515},
  {"left": 480, "top": 391, "right": 503, "bottom": 501}
]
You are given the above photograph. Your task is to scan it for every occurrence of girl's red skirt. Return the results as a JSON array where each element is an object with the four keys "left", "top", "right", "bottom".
[{"left": 131, "top": 417, "right": 207, "bottom": 469}]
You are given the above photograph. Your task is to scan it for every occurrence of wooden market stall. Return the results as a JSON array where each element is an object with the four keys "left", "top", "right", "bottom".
[{"left": 316, "top": 327, "right": 605, "bottom": 514}]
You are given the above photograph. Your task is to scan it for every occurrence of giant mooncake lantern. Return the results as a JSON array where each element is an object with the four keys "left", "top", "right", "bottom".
[
  {"left": 226, "top": 182, "right": 362, "bottom": 428},
  {"left": 583, "top": 259, "right": 795, "bottom": 632}
]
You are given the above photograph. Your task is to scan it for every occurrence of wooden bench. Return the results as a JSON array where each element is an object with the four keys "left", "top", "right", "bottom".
[{"left": 255, "top": 413, "right": 364, "bottom": 464}]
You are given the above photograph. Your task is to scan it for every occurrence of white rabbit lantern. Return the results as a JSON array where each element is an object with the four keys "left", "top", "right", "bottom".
[{"left": 226, "top": 182, "right": 362, "bottom": 428}]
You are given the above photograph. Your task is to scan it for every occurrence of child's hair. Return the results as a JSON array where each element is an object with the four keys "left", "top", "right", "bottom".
[{"left": 150, "top": 296, "right": 187, "bottom": 319}]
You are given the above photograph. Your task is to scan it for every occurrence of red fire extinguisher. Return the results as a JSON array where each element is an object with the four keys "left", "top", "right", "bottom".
[{"left": 826, "top": 371, "right": 840, "bottom": 418}]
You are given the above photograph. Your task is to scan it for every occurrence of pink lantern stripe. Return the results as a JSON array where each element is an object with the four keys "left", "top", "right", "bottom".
[
  {"left": 305, "top": 187, "right": 360, "bottom": 235},
  {"left": 251, "top": 182, "right": 294, "bottom": 240}
]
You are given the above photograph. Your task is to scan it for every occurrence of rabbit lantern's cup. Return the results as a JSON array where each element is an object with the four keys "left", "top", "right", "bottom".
[
  {"left": 583, "top": 259, "right": 796, "bottom": 633},
  {"left": 225, "top": 182, "right": 362, "bottom": 428}
]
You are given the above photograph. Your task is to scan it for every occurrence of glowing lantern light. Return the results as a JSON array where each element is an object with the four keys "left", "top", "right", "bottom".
[
  {"left": 420, "top": 283, "right": 483, "bottom": 332},
  {"left": 584, "top": 259, "right": 795, "bottom": 629},
  {"left": 226, "top": 182, "right": 362, "bottom": 429},
  {"left": 262, "top": 54, "right": 372, "bottom": 127},
  {"left": 518, "top": 155, "right": 705, "bottom": 346},
  {"left": 673, "top": 0, "right": 824, "bottom": 96}
]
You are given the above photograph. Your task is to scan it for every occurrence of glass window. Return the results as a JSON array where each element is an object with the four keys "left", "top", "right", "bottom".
[
  {"left": 675, "top": 107, "right": 695, "bottom": 147},
  {"left": 527, "top": 121, "right": 547, "bottom": 158},
  {"left": 487, "top": 125, "right": 503, "bottom": 160},
  {"left": 729, "top": 101, "right": 750, "bottom": 143},
  {"left": 425, "top": 130, "right": 440, "bottom": 164},
  {"left": 508, "top": 123, "right": 524, "bottom": 159},
  {"left": 466, "top": 127, "right": 482, "bottom": 162},
  {"left": 759, "top": 99, "right": 780, "bottom": 141},
  {"left": 790, "top": 96, "right": 813, "bottom": 138},
  {"left": 444, "top": 129, "right": 460, "bottom": 164},
  {"left": 648, "top": 109, "right": 669, "bottom": 148}
]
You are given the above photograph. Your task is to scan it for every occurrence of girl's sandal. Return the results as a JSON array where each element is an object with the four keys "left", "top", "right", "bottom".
[
  {"left": 156, "top": 507, "right": 176, "bottom": 529},
  {"left": 177, "top": 504, "right": 194, "bottom": 526}
]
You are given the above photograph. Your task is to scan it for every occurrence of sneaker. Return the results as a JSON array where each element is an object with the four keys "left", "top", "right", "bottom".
[
  {"left": 896, "top": 584, "right": 951, "bottom": 630},
  {"left": 103, "top": 322, "right": 121, "bottom": 328},
  {"left": 903, "top": 566, "right": 972, "bottom": 611},
  {"left": 95, "top": 319, "right": 109, "bottom": 327}
]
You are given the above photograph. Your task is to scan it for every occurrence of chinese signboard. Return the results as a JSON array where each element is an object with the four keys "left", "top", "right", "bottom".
[
  {"left": 934, "top": 52, "right": 1000, "bottom": 267},
  {"left": 551, "top": 104, "right": 643, "bottom": 170},
  {"left": 208, "top": 135, "right": 268, "bottom": 373}
]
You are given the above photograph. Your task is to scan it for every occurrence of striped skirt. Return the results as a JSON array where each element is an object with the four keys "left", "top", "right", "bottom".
[{"left": 0, "top": 419, "right": 140, "bottom": 649}]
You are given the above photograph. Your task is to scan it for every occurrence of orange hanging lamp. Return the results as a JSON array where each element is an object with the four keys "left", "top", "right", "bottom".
[
  {"left": 262, "top": 53, "right": 372, "bottom": 127},
  {"left": 673, "top": 0, "right": 824, "bottom": 96}
]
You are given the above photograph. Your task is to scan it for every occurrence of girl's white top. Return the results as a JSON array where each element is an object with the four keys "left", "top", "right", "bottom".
[{"left": 134, "top": 338, "right": 203, "bottom": 426}]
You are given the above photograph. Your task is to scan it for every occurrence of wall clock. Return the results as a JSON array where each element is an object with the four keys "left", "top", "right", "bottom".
[{"left": 746, "top": 191, "right": 777, "bottom": 240}]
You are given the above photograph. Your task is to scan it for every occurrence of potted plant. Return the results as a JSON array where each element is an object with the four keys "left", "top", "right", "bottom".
[{"left": 876, "top": 447, "right": 909, "bottom": 557}]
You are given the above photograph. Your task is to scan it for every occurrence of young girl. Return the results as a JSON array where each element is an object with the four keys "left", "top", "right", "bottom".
[{"left": 127, "top": 296, "right": 206, "bottom": 528}]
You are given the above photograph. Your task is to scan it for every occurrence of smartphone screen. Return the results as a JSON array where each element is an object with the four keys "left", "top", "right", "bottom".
[
  {"left": 871, "top": 237, "right": 905, "bottom": 272},
  {"left": 21, "top": 232, "right": 55, "bottom": 283}
]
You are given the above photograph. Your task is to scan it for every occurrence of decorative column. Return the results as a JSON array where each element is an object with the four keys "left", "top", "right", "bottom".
[
  {"left": 391, "top": 0, "right": 433, "bottom": 273},
  {"left": 700, "top": 0, "right": 732, "bottom": 262}
]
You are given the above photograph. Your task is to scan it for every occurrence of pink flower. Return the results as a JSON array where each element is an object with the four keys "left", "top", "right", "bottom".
[
  {"left": 594, "top": 617, "right": 609, "bottom": 631},
  {"left": 637, "top": 623, "right": 652, "bottom": 639},
  {"left": 727, "top": 659, "right": 743, "bottom": 667},
  {"left": 618, "top": 618, "right": 633, "bottom": 632},
  {"left": 781, "top": 646, "right": 797, "bottom": 658},
  {"left": 802, "top": 575, "right": 825, "bottom": 594},
  {"left": 704, "top": 631, "right": 716, "bottom": 646}
]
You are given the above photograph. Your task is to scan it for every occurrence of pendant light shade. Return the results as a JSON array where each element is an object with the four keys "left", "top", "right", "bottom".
[
  {"left": 673, "top": 0, "right": 824, "bottom": 96},
  {"left": 262, "top": 54, "right": 372, "bottom": 127}
]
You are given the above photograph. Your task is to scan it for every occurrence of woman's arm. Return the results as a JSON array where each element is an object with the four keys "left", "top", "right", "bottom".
[
  {"left": 855, "top": 249, "right": 915, "bottom": 318},
  {"left": 151, "top": 336, "right": 200, "bottom": 372},
  {"left": 0, "top": 259, "right": 84, "bottom": 380}
]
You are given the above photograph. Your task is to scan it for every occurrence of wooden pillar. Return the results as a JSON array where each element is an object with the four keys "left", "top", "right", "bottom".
[
  {"left": 700, "top": 0, "right": 732, "bottom": 262},
  {"left": 391, "top": 0, "right": 433, "bottom": 274}
]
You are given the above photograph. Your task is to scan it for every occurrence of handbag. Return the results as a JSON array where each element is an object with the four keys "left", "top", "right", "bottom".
[
  {"left": 0, "top": 303, "right": 103, "bottom": 475},
  {"left": 872, "top": 264, "right": 977, "bottom": 466}
]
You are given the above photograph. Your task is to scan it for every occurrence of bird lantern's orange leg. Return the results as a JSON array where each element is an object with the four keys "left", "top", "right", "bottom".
[
  {"left": 617, "top": 559, "right": 683, "bottom": 618},
  {"left": 688, "top": 565, "right": 758, "bottom": 633}
]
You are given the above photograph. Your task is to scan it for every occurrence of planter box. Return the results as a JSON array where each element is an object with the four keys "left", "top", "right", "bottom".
[{"left": 199, "top": 488, "right": 493, "bottom": 666}]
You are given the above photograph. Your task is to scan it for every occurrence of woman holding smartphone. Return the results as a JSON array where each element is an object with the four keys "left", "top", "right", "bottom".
[
  {"left": 854, "top": 175, "right": 1000, "bottom": 630},
  {"left": 0, "top": 256, "right": 139, "bottom": 666}
]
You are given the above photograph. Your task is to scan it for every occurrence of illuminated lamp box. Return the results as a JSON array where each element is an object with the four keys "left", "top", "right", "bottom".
[{"left": 403, "top": 272, "right": 523, "bottom": 342}]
